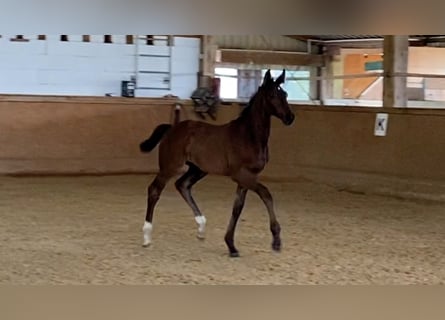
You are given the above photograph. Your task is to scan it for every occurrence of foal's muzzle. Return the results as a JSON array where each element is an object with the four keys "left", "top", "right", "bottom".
[{"left": 283, "top": 112, "right": 295, "bottom": 126}]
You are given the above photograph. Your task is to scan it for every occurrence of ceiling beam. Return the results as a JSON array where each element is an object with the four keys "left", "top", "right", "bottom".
[
  {"left": 218, "top": 49, "right": 324, "bottom": 67},
  {"left": 285, "top": 35, "right": 445, "bottom": 48},
  {"left": 284, "top": 35, "right": 318, "bottom": 42}
]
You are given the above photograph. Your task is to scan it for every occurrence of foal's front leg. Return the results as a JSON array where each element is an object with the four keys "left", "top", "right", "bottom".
[
  {"left": 232, "top": 170, "right": 282, "bottom": 254},
  {"left": 250, "top": 182, "right": 281, "bottom": 251},
  {"left": 143, "top": 174, "right": 169, "bottom": 247},
  {"left": 224, "top": 185, "right": 248, "bottom": 257}
]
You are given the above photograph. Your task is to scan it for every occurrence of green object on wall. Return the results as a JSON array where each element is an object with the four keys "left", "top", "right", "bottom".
[{"left": 365, "top": 61, "right": 383, "bottom": 71}]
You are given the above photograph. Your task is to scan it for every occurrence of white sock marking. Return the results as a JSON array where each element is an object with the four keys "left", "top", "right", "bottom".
[
  {"left": 142, "top": 221, "right": 153, "bottom": 246},
  {"left": 195, "top": 215, "right": 206, "bottom": 238}
]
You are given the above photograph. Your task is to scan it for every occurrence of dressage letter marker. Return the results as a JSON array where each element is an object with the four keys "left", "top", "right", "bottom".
[{"left": 374, "top": 113, "right": 388, "bottom": 137}]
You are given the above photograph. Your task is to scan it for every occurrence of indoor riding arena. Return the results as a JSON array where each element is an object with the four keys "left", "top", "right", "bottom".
[{"left": 0, "top": 35, "right": 444, "bottom": 285}]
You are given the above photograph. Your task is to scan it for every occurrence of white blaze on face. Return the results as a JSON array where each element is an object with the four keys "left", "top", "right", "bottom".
[
  {"left": 195, "top": 215, "right": 206, "bottom": 238},
  {"left": 142, "top": 221, "right": 153, "bottom": 246}
]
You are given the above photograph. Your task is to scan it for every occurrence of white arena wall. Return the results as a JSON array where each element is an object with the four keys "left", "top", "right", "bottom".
[{"left": 0, "top": 35, "right": 200, "bottom": 99}]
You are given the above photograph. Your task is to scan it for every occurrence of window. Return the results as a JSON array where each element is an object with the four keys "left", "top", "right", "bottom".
[
  {"left": 215, "top": 67, "right": 311, "bottom": 101},
  {"left": 146, "top": 35, "right": 154, "bottom": 45},
  {"left": 104, "top": 35, "right": 112, "bottom": 43},
  {"left": 215, "top": 67, "right": 238, "bottom": 99},
  {"left": 10, "top": 35, "right": 29, "bottom": 42},
  {"left": 126, "top": 35, "right": 134, "bottom": 44},
  {"left": 262, "top": 69, "right": 311, "bottom": 101}
]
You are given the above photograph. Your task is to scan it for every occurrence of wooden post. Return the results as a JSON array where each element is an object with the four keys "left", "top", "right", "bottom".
[
  {"left": 202, "top": 35, "right": 217, "bottom": 77},
  {"left": 312, "top": 44, "right": 326, "bottom": 105},
  {"left": 322, "top": 53, "right": 334, "bottom": 102},
  {"left": 383, "top": 35, "right": 408, "bottom": 108},
  {"left": 199, "top": 35, "right": 217, "bottom": 88},
  {"left": 309, "top": 66, "right": 319, "bottom": 102}
]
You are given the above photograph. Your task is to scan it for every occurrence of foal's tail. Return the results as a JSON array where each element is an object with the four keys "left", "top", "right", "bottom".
[
  {"left": 139, "top": 124, "right": 172, "bottom": 153},
  {"left": 140, "top": 103, "right": 182, "bottom": 153}
]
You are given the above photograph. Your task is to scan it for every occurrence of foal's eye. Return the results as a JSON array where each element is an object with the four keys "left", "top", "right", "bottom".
[{"left": 277, "top": 86, "right": 287, "bottom": 98}]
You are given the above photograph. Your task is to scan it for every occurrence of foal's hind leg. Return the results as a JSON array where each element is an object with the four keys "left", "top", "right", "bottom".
[
  {"left": 175, "top": 163, "right": 208, "bottom": 239},
  {"left": 142, "top": 174, "right": 170, "bottom": 247}
]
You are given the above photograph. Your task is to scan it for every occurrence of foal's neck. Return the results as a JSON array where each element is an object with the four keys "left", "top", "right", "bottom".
[{"left": 239, "top": 98, "right": 271, "bottom": 149}]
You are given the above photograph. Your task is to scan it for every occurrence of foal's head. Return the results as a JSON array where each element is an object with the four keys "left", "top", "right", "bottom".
[{"left": 258, "top": 69, "right": 295, "bottom": 126}]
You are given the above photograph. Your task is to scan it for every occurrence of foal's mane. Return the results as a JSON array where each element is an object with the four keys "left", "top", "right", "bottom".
[{"left": 238, "top": 87, "right": 263, "bottom": 120}]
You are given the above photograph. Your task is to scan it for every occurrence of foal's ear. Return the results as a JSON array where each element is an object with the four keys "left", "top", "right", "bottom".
[
  {"left": 263, "top": 69, "right": 273, "bottom": 85},
  {"left": 275, "top": 69, "right": 286, "bottom": 85}
]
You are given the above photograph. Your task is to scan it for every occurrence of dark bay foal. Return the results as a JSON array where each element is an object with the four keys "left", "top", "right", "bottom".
[{"left": 139, "top": 69, "right": 295, "bottom": 257}]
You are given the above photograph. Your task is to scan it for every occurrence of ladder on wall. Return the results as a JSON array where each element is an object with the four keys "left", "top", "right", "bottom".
[{"left": 134, "top": 35, "right": 173, "bottom": 94}]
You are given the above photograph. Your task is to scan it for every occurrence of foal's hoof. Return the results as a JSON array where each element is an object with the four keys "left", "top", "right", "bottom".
[
  {"left": 142, "top": 242, "right": 151, "bottom": 248},
  {"left": 272, "top": 241, "right": 281, "bottom": 252},
  {"left": 229, "top": 251, "right": 240, "bottom": 258},
  {"left": 196, "top": 233, "right": 205, "bottom": 240}
]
